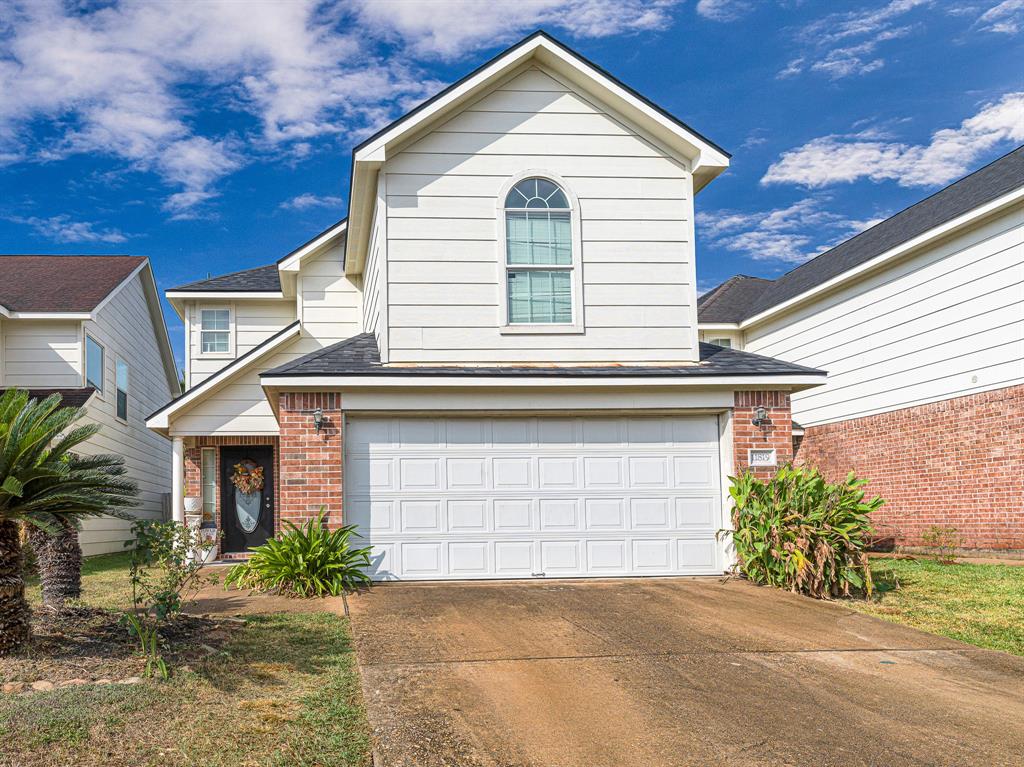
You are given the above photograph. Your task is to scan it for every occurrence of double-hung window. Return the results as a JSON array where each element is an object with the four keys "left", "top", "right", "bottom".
[
  {"left": 115, "top": 359, "right": 129, "bottom": 420},
  {"left": 200, "top": 309, "right": 230, "bottom": 354},
  {"left": 85, "top": 335, "right": 104, "bottom": 391},
  {"left": 503, "top": 177, "right": 577, "bottom": 327}
]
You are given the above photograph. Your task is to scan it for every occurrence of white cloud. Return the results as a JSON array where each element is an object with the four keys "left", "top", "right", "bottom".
[
  {"left": 695, "top": 0, "right": 752, "bottom": 22},
  {"left": 975, "top": 0, "right": 1024, "bottom": 34},
  {"left": 281, "top": 193, "right": 345, "bottom": 210},
  {"left": 10, "top": 214, "right": 129, "bottom": 244},
  {"left": 698, "top": 198, "right": 882, "bottom": 263},
  {"left": 781, "top": 0, "right": 931, "bottom": 80},
  {"left": 762, "top": 91, "right": 1024, "bottom": 188},
  {"left": 350, "top": 0, "right": 679, "bottom": 59},
  {"left": 0, "top": 0, "right": 682, "bottom": 214}
]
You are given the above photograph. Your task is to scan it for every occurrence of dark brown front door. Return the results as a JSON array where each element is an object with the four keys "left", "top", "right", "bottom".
[{"left": 221, "top": 446, "right": 275, "bottom": 553}]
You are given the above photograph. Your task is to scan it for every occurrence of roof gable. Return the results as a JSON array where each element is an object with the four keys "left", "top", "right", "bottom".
[
  {"left": 0, "top": 255, "right": 145, "bottom": 313},
  {"left": 345, "top": 30, "right": 729, "bottom": 275}
]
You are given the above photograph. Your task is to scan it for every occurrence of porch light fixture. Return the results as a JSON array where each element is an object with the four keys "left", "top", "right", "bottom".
[
  {"left": 752, "top": 406, "right": 771, "bottom": 427},
  {"left": 312, "top": 407, "right": 324, "bottom": 434}
]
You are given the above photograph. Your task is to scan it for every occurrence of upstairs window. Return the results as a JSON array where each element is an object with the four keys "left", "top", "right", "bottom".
[
  {"left": 708, "top": 337, "right": 733, "bottom": 348},
  {"left": 115, "top": 359, "right": 129, "bottom": 421},
  {"left": 200, "top": 309, "right": 230, "bottom": 354},
  {"left": 85, "top": 335, "right": 104, "bottom": 391},
  {"left": 503, "top": 177, "right": 576, "bottom": 326}
]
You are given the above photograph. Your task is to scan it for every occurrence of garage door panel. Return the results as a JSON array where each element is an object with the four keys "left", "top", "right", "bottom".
[
  {"left": 495, "top": 541, "right": 535, "bottom": 574},
  {"left": 540, "top": 499, "right": 578, "bottom": 530},
  {"left": 541, "top": 540, "right": 580, "bottom": 572},
  {"left": 346, "top": 415, "right": 723, "bottom": 580},
  {"left": 585, "top": 498, "right": 625, "bottom": 530},
  {"left": 676, "top": 497, "right": 718, "bottom": 527},
  {"left": 448, "top": 500, "right": 488, "bottom": 532},
  {"left": 493, "top": 457, "right": 532, "bottom": 488},
  {"left": 449, "top": 542, "right": 489, "bottom": 575},
  {"left": 583, "top": 456, "right": 624, "bottom": 487},
  {"left": 587, "top": 540, "right": 627, "bottom": 572},
  {"left": 538, "top": 457, "right": 577, "bottom": 488}
]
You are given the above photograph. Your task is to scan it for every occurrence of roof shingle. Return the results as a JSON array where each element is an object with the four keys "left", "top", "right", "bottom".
[
  {"left": 170, "top": 264, "right": 281, "bottom": 292},
  {"left": 699, "top": 144, "right": 1024, "bottom": 324},
  {"left": 0, "top": 255, "right": 145, "bottom": 313},
  {"left": 262, "top": 333, "right": 824, "bottom": 379}
]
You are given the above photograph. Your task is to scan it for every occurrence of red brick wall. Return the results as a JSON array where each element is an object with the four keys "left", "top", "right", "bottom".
[
  {"left": 795, "top": 384, "right": 1024, "bottom": 551},
  {"left": 733, "top": 391, "right": 793, "bottom": 477},
  {"left": 278, "top": 392, "right": 343, "bottom": 528}
]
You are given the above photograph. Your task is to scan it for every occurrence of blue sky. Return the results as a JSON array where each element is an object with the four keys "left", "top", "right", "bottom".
[{"left": 1, "top": 0, "right": 1022, "bottom": 368}]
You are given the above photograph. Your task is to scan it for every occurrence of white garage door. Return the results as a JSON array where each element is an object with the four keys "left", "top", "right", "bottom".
[{"left": 345, "top": 415, "right": 724, "bottom": 580}]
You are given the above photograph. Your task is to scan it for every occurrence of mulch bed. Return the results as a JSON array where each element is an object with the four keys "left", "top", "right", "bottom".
[{"left": 0, "top": 605, "right": 243, "bottom": 687}]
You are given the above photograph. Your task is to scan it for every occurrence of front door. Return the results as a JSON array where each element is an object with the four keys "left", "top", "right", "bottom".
[{"left": 220, "top": 446, "right": 275, "bottom": 553}]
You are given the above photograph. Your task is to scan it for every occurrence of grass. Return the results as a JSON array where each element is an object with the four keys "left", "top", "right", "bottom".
[
  {"left": 849, "top": 556, "right": 1024, "bottom": 656},
  {"left": 4, "top": 553, "right": 371, "bottom": 767}
]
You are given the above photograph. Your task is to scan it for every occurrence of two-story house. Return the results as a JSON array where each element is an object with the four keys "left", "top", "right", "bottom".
[
  {"left": 698, "top": 146, "right": 1024, "bottom": 556},
  {"left": 147, "top": 32, "right": 825, "bottom": 579},
  {"left": 0, "top": 255, "right": 179, "bottom": 555}
]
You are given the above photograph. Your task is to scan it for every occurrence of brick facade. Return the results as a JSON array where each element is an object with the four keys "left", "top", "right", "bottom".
[
  {"left": 277, "top": 392, "right": 344, "bottom": 528},
  {"left": 733, "top": 390, "right": 793, "bottom": 477},
  {"left": 795, "top": 384, "right": 1024, "bottom": 552}
]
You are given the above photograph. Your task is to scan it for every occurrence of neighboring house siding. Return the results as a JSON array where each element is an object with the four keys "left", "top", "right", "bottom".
[
  {"left": 188, "top": 299, "right": 295, "bottom": 386},
  {"left": 382, "top": 65, "right": 698, "bottom": 363},
  {"left": 1, "top": 320, "right": 82, "bottom": 387},
  {"left": 80, "top": 274, "right": 175, "bottom": 555},
  {"left": 744, "top": 205, "right": 1024, "bottom": 426}
]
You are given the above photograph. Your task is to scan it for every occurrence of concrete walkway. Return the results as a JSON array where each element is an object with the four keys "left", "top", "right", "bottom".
[{"left": 348, "top": 577, "right": 1024, "bottom": 767}]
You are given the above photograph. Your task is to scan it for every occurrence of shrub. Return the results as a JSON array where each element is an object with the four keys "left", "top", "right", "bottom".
[
  {"left": 920, "top": 525, "right": 961, "bottom": 565},
  {"left": 127, "top": 519, "right": 218, "bottom": 619},
  {"left": 726, "top": 465, "right": 884, "bottom": 599},
  {"left": 225, "top": 512, "right": 372, "bottom": 597}
]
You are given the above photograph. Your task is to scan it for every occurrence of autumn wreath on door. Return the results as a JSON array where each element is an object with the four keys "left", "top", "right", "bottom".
[{"left": 231, "top": 460, "right": 265, "bottom": 533}]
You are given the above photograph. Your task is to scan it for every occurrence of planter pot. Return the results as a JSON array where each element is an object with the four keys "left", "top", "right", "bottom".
[
  {"left": 184, "top": 496, "right": 202, "bottom": 514},
  {"left": 198, "top": 528, "right": 219, "bottom": 564}
]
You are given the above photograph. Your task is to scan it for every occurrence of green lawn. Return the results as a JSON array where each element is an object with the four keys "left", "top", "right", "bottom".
[
  {"left": 850, "top": 556, "right": 1024, "bottom": 656},
  {"left": 5, "top": 553, "right": 371, "bottom": 767}
]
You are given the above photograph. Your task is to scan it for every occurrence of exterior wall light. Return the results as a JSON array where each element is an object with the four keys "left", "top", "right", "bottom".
[
  {"left": 312, "top": 407, "right": 324, "bottom": 433},
  {"left": 752, "top": 406, "right": 771, "bottom": 427}
]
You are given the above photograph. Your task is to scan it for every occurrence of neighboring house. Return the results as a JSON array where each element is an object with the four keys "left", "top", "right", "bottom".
[
  {"left": 0, "top": 255, "right": 179, "bottom": 555},
  {"left": 699, "top": 146, "right": 1024, "bottom": 554},
  {"left": 147, "top": 32, "right": 825, "bottom": 580}
]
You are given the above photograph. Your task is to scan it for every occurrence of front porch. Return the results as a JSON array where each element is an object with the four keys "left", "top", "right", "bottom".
[{"left": 171, "top": 393, "right": 343, "bottom": 559}]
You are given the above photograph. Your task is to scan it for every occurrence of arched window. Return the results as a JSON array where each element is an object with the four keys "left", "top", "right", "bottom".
[{"left": 502, "top": 177, "right": 577, "bottom": 326}]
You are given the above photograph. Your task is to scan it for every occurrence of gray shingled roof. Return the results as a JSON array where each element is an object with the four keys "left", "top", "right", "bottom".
[
  {"left": 0, "top": 387, "right": 96, "bottom": 408},
  {"left": 697, "top": 275, "right": 774, "bottom": 323},
  {"left": 262, "top": 333, "right": 824, "bottom": 378},
  {"left": 170, "top": 264, "right": 281, "bottom": 292},
  {"left": 0, "top": 255, "right": 146, "bottom": 312},
  {"left": 699, "top": 144, "right": 1024, "bottom": 324}
]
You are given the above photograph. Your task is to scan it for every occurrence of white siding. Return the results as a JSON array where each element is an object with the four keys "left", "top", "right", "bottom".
[
  {"left": 187, "top": 299, "right": 295, "bottom": 386},
  {"left": 744, "top": 205, "right": 1024, "bottom": 426},
  {"left": 362, "top": 186, "right": 385, "bottom": 352},
  {"left": 79, "top": 275, "right": 177, "bottom": 555},
  {"left": 173, "top": 245, "right": 362, "bottom": 435},
  {"left": 382, "top": 65, "right": 698, "bottom": 364},
  {"left": 1, "top": 320, "right": 82, "bottom": 387}
]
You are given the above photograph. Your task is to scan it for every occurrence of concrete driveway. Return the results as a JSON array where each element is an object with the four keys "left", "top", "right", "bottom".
[{"left": 347, "top": 578, "right": 1024, "bottom": 767}]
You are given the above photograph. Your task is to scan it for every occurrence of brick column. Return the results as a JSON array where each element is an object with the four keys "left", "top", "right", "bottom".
[
  {"left": 733, "top": 391, "right": 793, "bottom": 476},
  {"left": 278, "top": 392, "right": 343, "bottom": 528}
]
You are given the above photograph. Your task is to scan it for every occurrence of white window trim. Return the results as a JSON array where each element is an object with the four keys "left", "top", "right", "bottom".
[
  {"left": 496, "top": 170, "right": 584, "bottom": 335},
  {"left": 115, "top": 357, "right": 129, "bottom": 422},
  {"left": 198, "top": 305, "right": 234, "bottom": 358},
  {"left": 85, "top": 334, "right": 104, "bottom": 393}
]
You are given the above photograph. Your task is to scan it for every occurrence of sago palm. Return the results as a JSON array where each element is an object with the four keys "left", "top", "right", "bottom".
[{"left": 0, "top": 389, "right": 137, "bottom": 655}]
